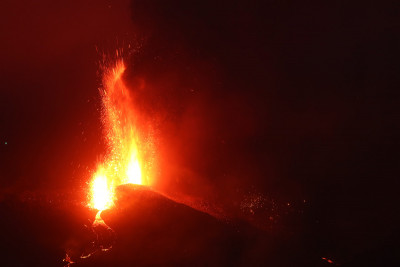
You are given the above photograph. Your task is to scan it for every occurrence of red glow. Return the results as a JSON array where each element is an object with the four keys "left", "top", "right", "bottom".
[{"left": 89, "top": 57, "right": 151, "bottom": 212}]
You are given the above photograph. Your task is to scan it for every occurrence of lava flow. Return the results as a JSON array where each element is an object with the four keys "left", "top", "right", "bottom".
[{"left": 65, "top": 55, "right": 150, "bottom": 265}]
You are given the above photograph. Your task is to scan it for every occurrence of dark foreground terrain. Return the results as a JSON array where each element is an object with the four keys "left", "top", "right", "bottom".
[
  {"left": 0, "top": 184, "right": 348, "bottom": 267},
  {"left": 1, "top": 184, "right": 398, "bottom": 266}
]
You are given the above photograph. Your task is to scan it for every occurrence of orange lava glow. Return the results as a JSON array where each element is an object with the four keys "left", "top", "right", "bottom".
[
  {"left": 322, "top": 257, "right": 334, "bottom": 264},
  {"left": 89, "top": 58, "right": 147, "bottom": 212}
]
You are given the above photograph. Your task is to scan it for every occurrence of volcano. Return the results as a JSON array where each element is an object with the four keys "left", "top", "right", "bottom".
[
  {"left": 79, "top": 184, "right": 256, "bottom": 266},
  {"left": 0, "top": 184, "right": 279, "bottom": 266},
  {"left": 1, "top": 1, "right": 398, "bottom": 266}
]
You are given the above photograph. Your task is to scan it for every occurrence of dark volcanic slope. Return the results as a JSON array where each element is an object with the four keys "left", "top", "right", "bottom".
[
  {"left": 0, "top": 184, "right": 340, "bottom": 266},
  {"left": 81, "top": 184, "right": 272, "bottom": 266}
]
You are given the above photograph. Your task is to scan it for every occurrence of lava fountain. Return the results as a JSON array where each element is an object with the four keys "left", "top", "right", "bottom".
[
  {"left": 89, "top": 58, "right": 146, "bottom": 217},
  {"left": 89, "top": 56, "right": 147, "bottom": 235},
  {"left": 65, "top": 55, "right": 151, "bottom": 265}
]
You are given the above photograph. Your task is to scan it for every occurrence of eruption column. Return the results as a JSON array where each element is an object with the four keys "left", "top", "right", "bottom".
[{"left": 65, "top": 55, "right": 149, "bottom": 265}]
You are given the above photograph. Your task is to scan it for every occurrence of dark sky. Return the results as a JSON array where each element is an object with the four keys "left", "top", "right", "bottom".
[{"left": 0, "top": 0, "right": 398, "bottom": 265}]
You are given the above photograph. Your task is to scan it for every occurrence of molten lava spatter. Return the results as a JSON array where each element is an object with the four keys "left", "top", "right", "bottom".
[
  {"left": 91, "top": 167, "right": 114, "bottom": 211},
  {"left": 90, "top": 57, "right": 146, "bottom": 235},
  {"left": 65, "top": 54, "right": 151, "bottom": 265},
  {"left": 90, "top": 58, "right": 146, "bottom": 212}
]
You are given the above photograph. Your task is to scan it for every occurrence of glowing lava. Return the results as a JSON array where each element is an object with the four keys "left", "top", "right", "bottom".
[
  {"left": 89, "top": 58, "right": 146, "bottom": 213},
  {"left": 90, "top": 167, "right": 112, "bottom": 211},
  {"left": 65, "top": 54, "right": 153, "bottom": 265}
]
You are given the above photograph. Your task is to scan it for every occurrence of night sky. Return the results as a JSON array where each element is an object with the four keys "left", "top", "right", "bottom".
[{"left": 0, "top": 1, "right": 398, "bottom": 266}]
